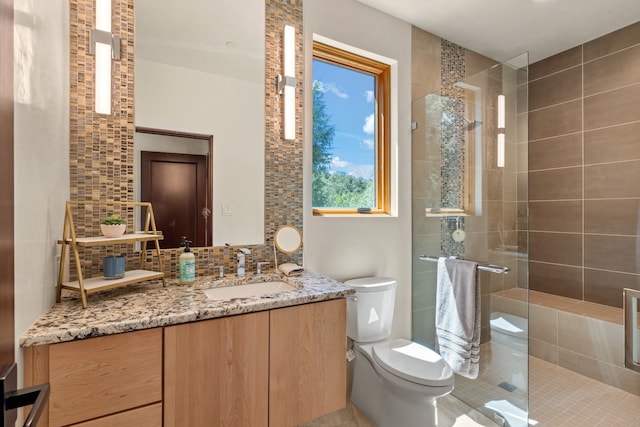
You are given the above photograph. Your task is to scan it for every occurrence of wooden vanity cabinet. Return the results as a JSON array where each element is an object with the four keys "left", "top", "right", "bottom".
[
  {"left": 163, "top": 311, "right": 270, "bottom": 427},
  {"left": 164, "top": 299, "right": 347, "bottom": 427},
  {"left": 23, "top": 328, "right": 163, "bottom": 427},
  {"left": 24, "top": 298, "right": 346, "bottom": 427}
]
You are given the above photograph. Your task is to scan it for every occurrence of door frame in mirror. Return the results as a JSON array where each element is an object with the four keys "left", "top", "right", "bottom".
[{"left": 136, "top": 127, "right": 214, "bottom": 247}]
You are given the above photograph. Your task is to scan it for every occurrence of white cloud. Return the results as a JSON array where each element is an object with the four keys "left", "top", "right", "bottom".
[
  {"left": 364, "top": 90, "right": 375, "bottom": 103},
  {"left": 362, "top": 114, "right": 375, "bottom": 135},
  {"left": 362, "top": 139, "right": 374, "bottom": 149},
  {"left": 330, "top": 157, "right": 373, "bottom": 180},
  {"left": 331, "top": 156, "right": 350, "bottom": 168},
  {"left": 314, "top": 80, "right": 349, "bottom": 99},
  {"left": 346, "top": 165, "right": 374, "bottom": 180}
]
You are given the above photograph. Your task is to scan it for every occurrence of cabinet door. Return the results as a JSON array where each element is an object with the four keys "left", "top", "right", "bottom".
[
  {"left": 269, "top": 299, "right": 347, "bottom": 426},
  {"left": 164, "top": 311, "right": 269, "bottom": 427},
  {"left": 48, "top": 328, "right": 162, "bottom": 427}
]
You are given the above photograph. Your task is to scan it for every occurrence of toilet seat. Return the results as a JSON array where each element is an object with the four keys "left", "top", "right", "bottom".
[
  {"left": 372, "top": 338, "right": 453, "bottom": 387},
  {"left": 490, "top": 312, "right": 528, "bottom": 338}
]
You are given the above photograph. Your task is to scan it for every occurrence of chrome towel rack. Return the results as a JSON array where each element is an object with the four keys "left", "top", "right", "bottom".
[{"left": 419, "top": 255, "right": 510, "bottom": 274}]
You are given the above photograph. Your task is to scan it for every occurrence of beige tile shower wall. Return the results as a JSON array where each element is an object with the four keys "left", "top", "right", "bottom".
[
  {"left": 411, "top": 26, "right": 443, "bottom": 348},
  {"left": 411, "top": 27, "right": 519, "bottom": 346},
  {"left": 528, "top": 21, "right": 640, "bottom": 308},
  {"left": 68, "top": 0, "right": 303, "bottom": 279},
  {"left": 494, "top": 289, "right": 640, "bottom": 397}
]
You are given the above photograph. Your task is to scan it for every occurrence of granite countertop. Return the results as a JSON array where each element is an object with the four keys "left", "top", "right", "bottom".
[{"left": 20, "top": 270, "right": 354, "bottom": 347}]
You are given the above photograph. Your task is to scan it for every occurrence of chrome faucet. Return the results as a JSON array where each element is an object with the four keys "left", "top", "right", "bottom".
[
  {"left": 237, "top": 248, "right": 251, "bottom": 277},
  {"left": 214, "top": 265, "right": 224, "bottom": 278},
  {"left": 256, "top": 262, "right": 269, "bottom": 274}
]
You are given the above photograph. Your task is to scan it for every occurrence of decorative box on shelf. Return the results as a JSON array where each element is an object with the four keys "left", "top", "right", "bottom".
[{"left": 56, "top": 200, "right": 166, "bottom": 308}]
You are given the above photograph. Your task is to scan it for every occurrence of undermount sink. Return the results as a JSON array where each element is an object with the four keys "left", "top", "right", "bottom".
[{"left": 203, "top": 281, "right": 298, "bottom": 301}]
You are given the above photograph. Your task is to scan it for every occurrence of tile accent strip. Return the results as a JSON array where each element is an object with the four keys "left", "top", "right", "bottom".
[
  {"left": 69, "top": 0, "right": 136, "bottom": 277},
  {"left": 440, "top": 39, "right": 466, "bottom": 257}
]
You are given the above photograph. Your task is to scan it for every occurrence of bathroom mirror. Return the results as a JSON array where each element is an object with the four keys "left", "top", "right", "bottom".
[
  {"left": 274, "top": 225, "right": 303, "bottom": 254},
  {"left": 134, "top": 0, "right": 265, "bottom": 247}
]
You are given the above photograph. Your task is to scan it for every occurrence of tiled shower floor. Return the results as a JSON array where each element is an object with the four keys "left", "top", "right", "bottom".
[
  {"left": 528, "top": 357, "right": 640, "bottom": 426},
  {"left": 303, "top": 355, "right": 640, "bottom": 426}
]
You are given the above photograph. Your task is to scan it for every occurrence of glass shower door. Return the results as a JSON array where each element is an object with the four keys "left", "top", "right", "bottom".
[{"left": 411, "top": 52, "right": 529, "bottom": 426}]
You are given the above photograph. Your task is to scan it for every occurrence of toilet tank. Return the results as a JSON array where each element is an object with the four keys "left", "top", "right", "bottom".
[{"left": 345, "top": 277, "right": 396, "bottom": 343}]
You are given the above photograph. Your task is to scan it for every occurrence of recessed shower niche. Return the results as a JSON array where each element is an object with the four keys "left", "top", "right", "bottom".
[{"left": 414, "top": 91, "right": 482, "bottom": 220}]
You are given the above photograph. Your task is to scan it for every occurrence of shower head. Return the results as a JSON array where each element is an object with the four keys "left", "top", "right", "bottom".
[
  {"left": 441, "top": 112, "right": 482, "bottom": 128},
  {"left": 463, "top": 116, "right": 482, "bottom": 129}
]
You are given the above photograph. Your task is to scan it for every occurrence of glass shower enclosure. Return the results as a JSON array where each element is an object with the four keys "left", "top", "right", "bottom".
[{"left": 411, "top": 53, "right": 529, "bottom": 426}]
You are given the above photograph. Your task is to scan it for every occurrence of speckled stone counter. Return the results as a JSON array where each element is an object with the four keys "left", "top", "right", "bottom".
[{"left": 20, "top": 270, "right": 354, "bottom": 347}]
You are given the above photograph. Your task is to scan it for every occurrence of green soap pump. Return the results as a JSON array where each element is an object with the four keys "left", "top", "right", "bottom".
[{"left": 179, "top": 239, "right": 196, "bottom": 284}]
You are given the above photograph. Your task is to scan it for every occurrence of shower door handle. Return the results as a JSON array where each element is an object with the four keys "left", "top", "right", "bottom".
[
  {"left": 1, "top": 363, "right": 50, "bottom": 427},
  {"left": 623, "top": 288, "right": 640, "bottom": 373}
]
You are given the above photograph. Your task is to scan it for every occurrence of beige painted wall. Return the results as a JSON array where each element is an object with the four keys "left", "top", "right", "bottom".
[
  {"left": 303, "top": 0, "right": 413, "bottom": 339},
  {"left": 13, "top": 0, "right": 69, "bottom": 386}
]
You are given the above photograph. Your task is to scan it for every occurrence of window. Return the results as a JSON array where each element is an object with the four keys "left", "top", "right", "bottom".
[{"left": 312, "top": 41, "right": 390, "bottom": 215}]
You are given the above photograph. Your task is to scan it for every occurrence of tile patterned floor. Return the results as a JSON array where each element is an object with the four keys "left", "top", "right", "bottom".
[
  {"left": 300, "top": 395, "right": 496, "bottom": 427},
  {"left": 453, "top": 341, "right": 528, "bottom": 425},
  {"left": 303, "top": 355, "right": 640, "bottom": 426},
  {"left": 529, "top": 357, "right": 640, "bottom": 427}
]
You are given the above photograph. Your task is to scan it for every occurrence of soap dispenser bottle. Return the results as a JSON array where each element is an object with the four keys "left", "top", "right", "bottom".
[{"left": 179, "top": 240, "right": 196, "bottom": 284}]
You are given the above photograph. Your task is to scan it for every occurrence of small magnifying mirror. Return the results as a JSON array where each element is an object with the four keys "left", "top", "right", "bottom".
[
  {"left": 273, "top": 225, "right": 302, "bottom": 268},
  {"left": 274, "top": 225, "right": 302, "bottom": 253}
]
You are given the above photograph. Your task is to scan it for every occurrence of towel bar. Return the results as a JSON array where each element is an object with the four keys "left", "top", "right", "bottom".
[{"left": 419, "top": 255, "right": 510, "bottom": 274}]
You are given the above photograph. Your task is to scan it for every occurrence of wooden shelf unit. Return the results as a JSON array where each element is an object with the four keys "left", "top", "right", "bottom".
[{"left": 56, "top": 201, "right": 166, "bottom": 308}]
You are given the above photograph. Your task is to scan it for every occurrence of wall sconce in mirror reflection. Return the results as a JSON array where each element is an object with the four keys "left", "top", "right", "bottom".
[
  {"left": 90, "top": 0, "right": 121, "bottom": 115},
  {"left": 497, "top": 94, "right": 505, "bottom": 168},
  {"left": 277, "top": 25, "right": 296, "bottom": 140}
]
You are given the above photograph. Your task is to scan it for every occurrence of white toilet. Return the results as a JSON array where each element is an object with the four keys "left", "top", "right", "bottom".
[{"left": 346, "top": 277, "right": 454, "bottom": 427}]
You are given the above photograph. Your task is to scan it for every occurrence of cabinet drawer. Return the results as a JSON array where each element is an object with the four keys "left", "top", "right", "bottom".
[
  {"left": 69, "top": 403, "right": 162, "bottom": 427},
  {"left": 49, "top": 328, "right": 162, "bottom": 426}
]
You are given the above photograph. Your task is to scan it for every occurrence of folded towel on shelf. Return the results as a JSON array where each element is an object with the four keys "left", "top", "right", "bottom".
[
  {"left": 435, "top": 257, "right": 480, "bottom": 379},
  {"left": 278, "top": 262, "right": 304, "bottom": 276}
]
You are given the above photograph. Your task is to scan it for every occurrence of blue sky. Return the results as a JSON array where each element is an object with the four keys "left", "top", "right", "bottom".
[{"left": 312, "top": 59, "right": 376, "bottom": 180}]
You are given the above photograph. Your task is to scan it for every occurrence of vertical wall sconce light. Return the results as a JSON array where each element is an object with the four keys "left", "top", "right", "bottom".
[
  {"left": 497, "top": 94, "right": 506, "bottom": 168},
  {"left": 497, "top": 133, "right": 506, "bottom": 168},
  {"left": 277, "top": 25, "right": 296, "bottom": 140},
  {"left": 90, "top": 0, "right": 121, "bottom": 115}
]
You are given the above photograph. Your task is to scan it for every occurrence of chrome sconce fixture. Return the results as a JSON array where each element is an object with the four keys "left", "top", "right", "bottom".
[
  {"left": 89, "top": 0, "right": 121, "bottom": 115},
  {"left": 276, "top": 25, "right": 296, "bottom": 140},
  {"left": 497, "top": 94, "right": 505, "bottom": 168}
]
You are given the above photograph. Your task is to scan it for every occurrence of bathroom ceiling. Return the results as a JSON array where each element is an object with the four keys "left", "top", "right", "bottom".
[{"left": 355, "top": 0, "right": 640, "bottom": 63}]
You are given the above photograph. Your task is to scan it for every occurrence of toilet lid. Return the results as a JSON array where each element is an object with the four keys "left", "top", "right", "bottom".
[
  {"left": 372, "top": 338, "right": 453, "bottom": 387},
  {"left": 344, "top": 277, "right": 396, "bottom": 293}
]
